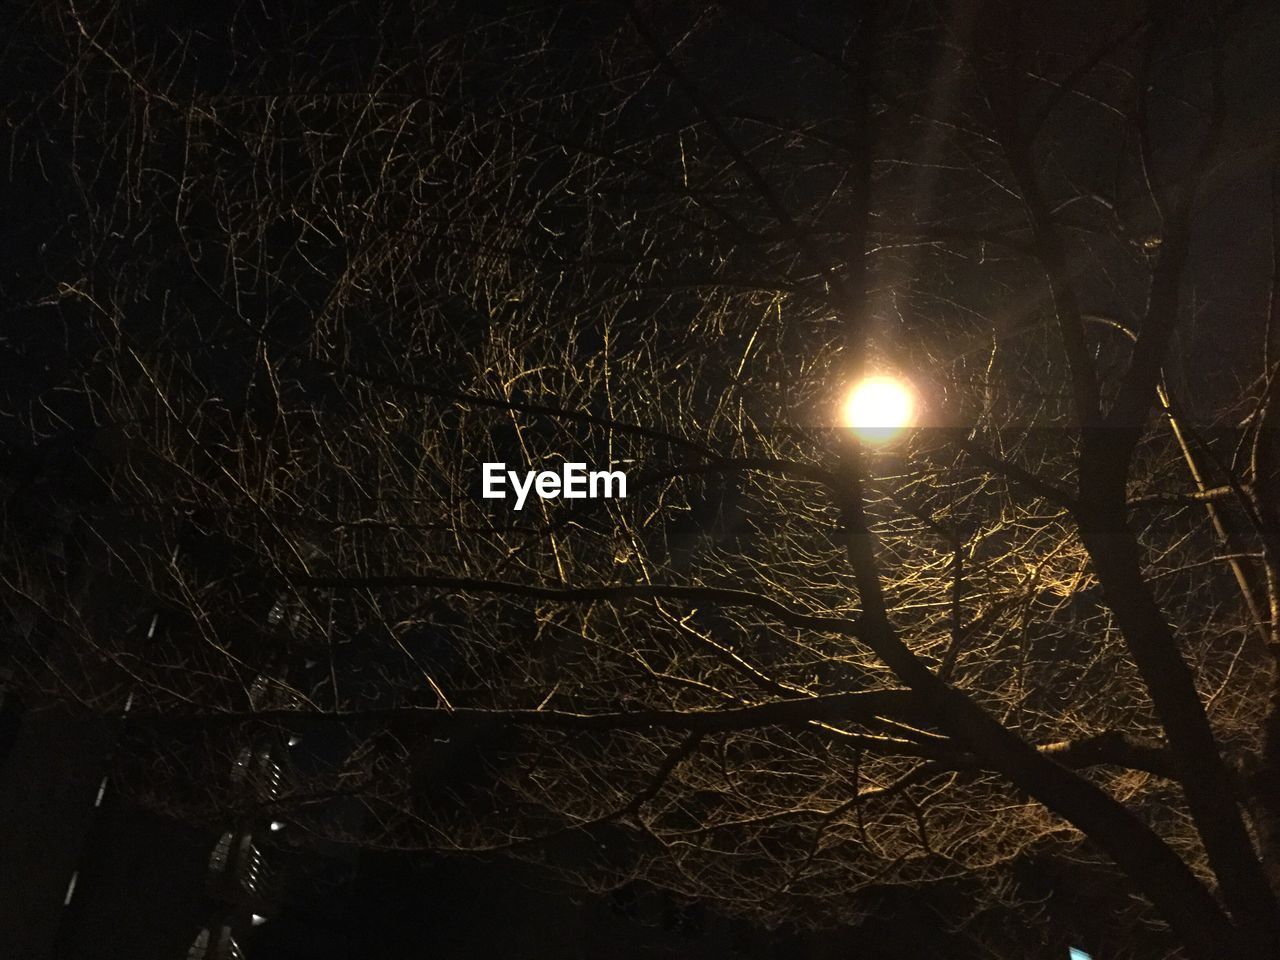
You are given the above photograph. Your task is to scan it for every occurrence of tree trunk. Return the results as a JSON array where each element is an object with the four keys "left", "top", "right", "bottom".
[{"left": 1076, "top": 492, "right": 1280, "bottom": 957}]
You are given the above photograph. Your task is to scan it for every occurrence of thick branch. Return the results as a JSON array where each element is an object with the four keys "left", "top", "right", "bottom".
[
  {"left": 313, "top": 358, "right": 717, "bottom": 458},
  {"left": 143, "top": 689, "right": 927, "bottom": 737},
  {"left": 1040, "top": 731, "right": 1182, "bottom": 782}
]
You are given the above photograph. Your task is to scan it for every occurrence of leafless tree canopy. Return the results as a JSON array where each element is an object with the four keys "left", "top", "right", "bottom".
[{"left": 4, "top": 2, "right": 1280, "bottom": 957}]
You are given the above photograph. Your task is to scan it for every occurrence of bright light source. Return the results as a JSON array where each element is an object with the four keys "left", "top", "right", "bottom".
[
  {"left": 1069, "top": 949, "right": 1093, "bottom": 960},
  {"left": 841, "top": 374, "right": 917, "bottom": 443}
]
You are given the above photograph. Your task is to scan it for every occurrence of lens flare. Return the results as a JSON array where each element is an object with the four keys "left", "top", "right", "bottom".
[{"left": 841, "top": 375, "right": 917, "bottom": 444}]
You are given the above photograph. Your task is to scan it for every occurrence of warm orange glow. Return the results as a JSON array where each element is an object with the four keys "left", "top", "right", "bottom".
[{"left": 841, "top": 375, "right": 917, "bottom": 443}]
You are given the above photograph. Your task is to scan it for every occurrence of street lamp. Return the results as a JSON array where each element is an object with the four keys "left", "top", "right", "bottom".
[{"left": 841, "top": 374, "right": 917, "bottom": 444}]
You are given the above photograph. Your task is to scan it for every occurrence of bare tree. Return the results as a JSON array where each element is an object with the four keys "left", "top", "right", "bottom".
[{"left": 4, "top": 2, "right": 1280, "bottom": 957}]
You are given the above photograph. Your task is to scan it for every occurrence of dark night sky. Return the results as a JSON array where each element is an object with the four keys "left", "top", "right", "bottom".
[{"left": 4, "top": 2, "right": 1280, "bottom": 959}]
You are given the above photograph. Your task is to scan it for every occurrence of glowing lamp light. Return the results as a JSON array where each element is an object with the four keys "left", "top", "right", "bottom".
[{"left": 841, "top": 374, "right": 917, "bottom": 444}]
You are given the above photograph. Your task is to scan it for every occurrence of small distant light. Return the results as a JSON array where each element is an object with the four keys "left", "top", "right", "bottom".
[
  {"left": 287, "top": 735, "right": 301, "bottom": 747},
  {"left": 251, "top": 913, "right": 268, "bottom": 927},
  {"left": 94, "top": 776, "right": 108, "bottom": 807},
  {"left": 269, "top": 820, "right": 285, "bottom": 832},
  {"left": 1069, "top": 948, "right": 1093, "bottom": 960},
  {"left": 63, "top": 870, "right": 79, "bottom": 906}
]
